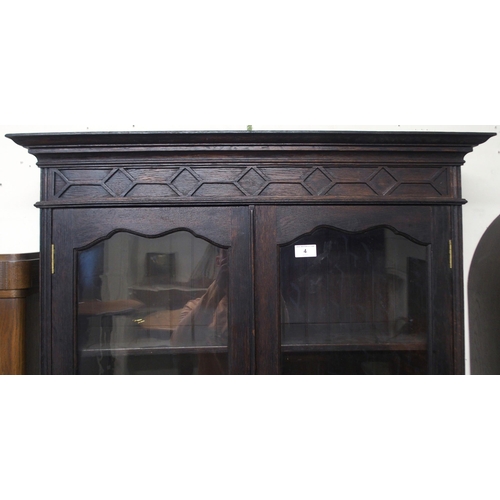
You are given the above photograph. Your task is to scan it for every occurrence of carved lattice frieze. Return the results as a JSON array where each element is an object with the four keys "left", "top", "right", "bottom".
[{"left": 51, "top": 165, "right": 452, "bottom": 200}]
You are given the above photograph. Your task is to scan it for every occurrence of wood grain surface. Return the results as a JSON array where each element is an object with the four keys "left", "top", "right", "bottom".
[{"left": 0, "top": 254, "right": 39, "bottom": 375}]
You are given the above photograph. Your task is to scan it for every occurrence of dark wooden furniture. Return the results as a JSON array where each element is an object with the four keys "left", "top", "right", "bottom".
[
  {"left": 7, "top": 131, "right": 495, "bottom": 374},
  {"left": 0, "top": 253, "right": 39, "bottom": 375}
]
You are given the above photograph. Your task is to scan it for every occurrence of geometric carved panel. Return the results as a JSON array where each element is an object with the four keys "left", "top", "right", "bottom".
[
  {"left": 431, "top": 169, "right": 448, "bottom": 196},
  {"left": 326, "top": 183, "right": 377, "bottom": 197},
  {"left": 54, "top": 171, "right": 69, "bottom": 196},
  {"left": 193, "top": 183, "right": 245, "bottom": 197},
  {"left": 171, "top": 168, "right": 200, "bottom": 195},
  {"left": 304, "top": 168, "right": 332, "bottom": 195},
  {"left": 238, "top": 168, "right": 267, "bottom": 195},
  {"left": 391, "top": 184, "right": 441, "bottom": 197},
  {"left": 260, "top": 167, "right": 310, "bottom": 180},
  {"left": 260, "top": 183, "right": 311, "bottom": 196},
  {"left": 368, "top": 168, "right": 398, "bottom": 195},
  {"left": 50, "top": 164, "right": 452, "bottom": 200},
  {"left": 104, "top": 169, "right": 134, "bottom": 196},
  {"left": 326, "top": 167, "right": 378, "bottom": 181},
  {"left": 60, "top": 169, "right": 111, "bottom": 181},
  {"left": 194, "top": 167, "right": 246, "bottom": 182},
  {"left": 127, "top": 184, "right": 178, "bottom": 197},
  {"left": 127, "top": 168, "right": 179, "bottom": 183},
  {"left": 64, "top": 185, "right": 113, "bottom": 199}
]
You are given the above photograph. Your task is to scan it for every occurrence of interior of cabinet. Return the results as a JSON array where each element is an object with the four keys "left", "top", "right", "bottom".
[
  {"left": 77, "top": 230, "right": 230, "bottom": 374},
  {"left": 278, "top": 226, "right": 429, "bottom": 375}
]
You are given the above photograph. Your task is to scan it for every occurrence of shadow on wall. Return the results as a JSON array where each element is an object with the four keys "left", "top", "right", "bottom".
[{"left": 469, "top": 214, "right": 500, "bottom": 374}]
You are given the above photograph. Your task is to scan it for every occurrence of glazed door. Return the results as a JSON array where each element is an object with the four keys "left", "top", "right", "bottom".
[
  {"left": 50, "top": 206, "right": 252, "bottom": 374},
  {"left": 48, "top": 204, "right": 457, "bottom": 374},
  {"left": 254, "top": 205, "right": 456, "bottom": 375}
]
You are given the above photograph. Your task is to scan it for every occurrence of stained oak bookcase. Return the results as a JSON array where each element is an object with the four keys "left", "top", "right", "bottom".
[{"left": 7, "top": 130, "right": 495, "bottom": 374}]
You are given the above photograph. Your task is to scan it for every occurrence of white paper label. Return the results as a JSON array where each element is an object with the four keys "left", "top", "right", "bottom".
[{"left": 294, "top": 245, "right": 317, "bottom": 258}]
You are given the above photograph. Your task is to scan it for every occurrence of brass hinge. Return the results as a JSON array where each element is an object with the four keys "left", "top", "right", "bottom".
[
  {"left": 449, "top": 240, "right": 453, "bottom": 269},
  {"left": 51, "top": 244, "right": 55, "bottom": 274}
]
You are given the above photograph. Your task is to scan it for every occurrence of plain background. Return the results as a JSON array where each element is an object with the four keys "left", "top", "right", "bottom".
[{"left": 1, "top": 2, "right": 499, "bottom": 499}]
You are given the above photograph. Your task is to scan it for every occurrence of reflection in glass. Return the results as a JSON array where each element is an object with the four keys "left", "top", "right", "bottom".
[
  {"left": 280, "top": 227, "right": 429, "bottom": 375},
  {"left": 77, "top": 231, "right": 228, "bottom": 375}
]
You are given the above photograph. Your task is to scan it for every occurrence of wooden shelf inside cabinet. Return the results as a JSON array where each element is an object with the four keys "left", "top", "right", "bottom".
[
  {"left": 128, "top": 284, "right": 208, "bottom": 294},
  {"left": 281, "top": 324, "right": 427, "bottom": 352},
  {"left": 282, "top": 337, "right": 427, "bottom": 353},
  {"left": 80, "top": 340, "right": 227, "bottom": 357},
  {"left": 128, "top": 284, "right": 208, "bottom": 309}
]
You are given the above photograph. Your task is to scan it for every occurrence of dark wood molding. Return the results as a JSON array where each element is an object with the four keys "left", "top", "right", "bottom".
[
  {"left": 8, "top": 131, "right": 494, "bottom": 209},
  {"left": 6, "top": 129, "right": 494, "bottom": 150}
]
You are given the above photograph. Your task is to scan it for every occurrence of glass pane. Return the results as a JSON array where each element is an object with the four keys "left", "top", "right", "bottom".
[
  {"left": 77, "top": 231, "right": 229, "bottom": 374},
  {"left": 280, "top": 227, "right": 429, "bottom": 375}
]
